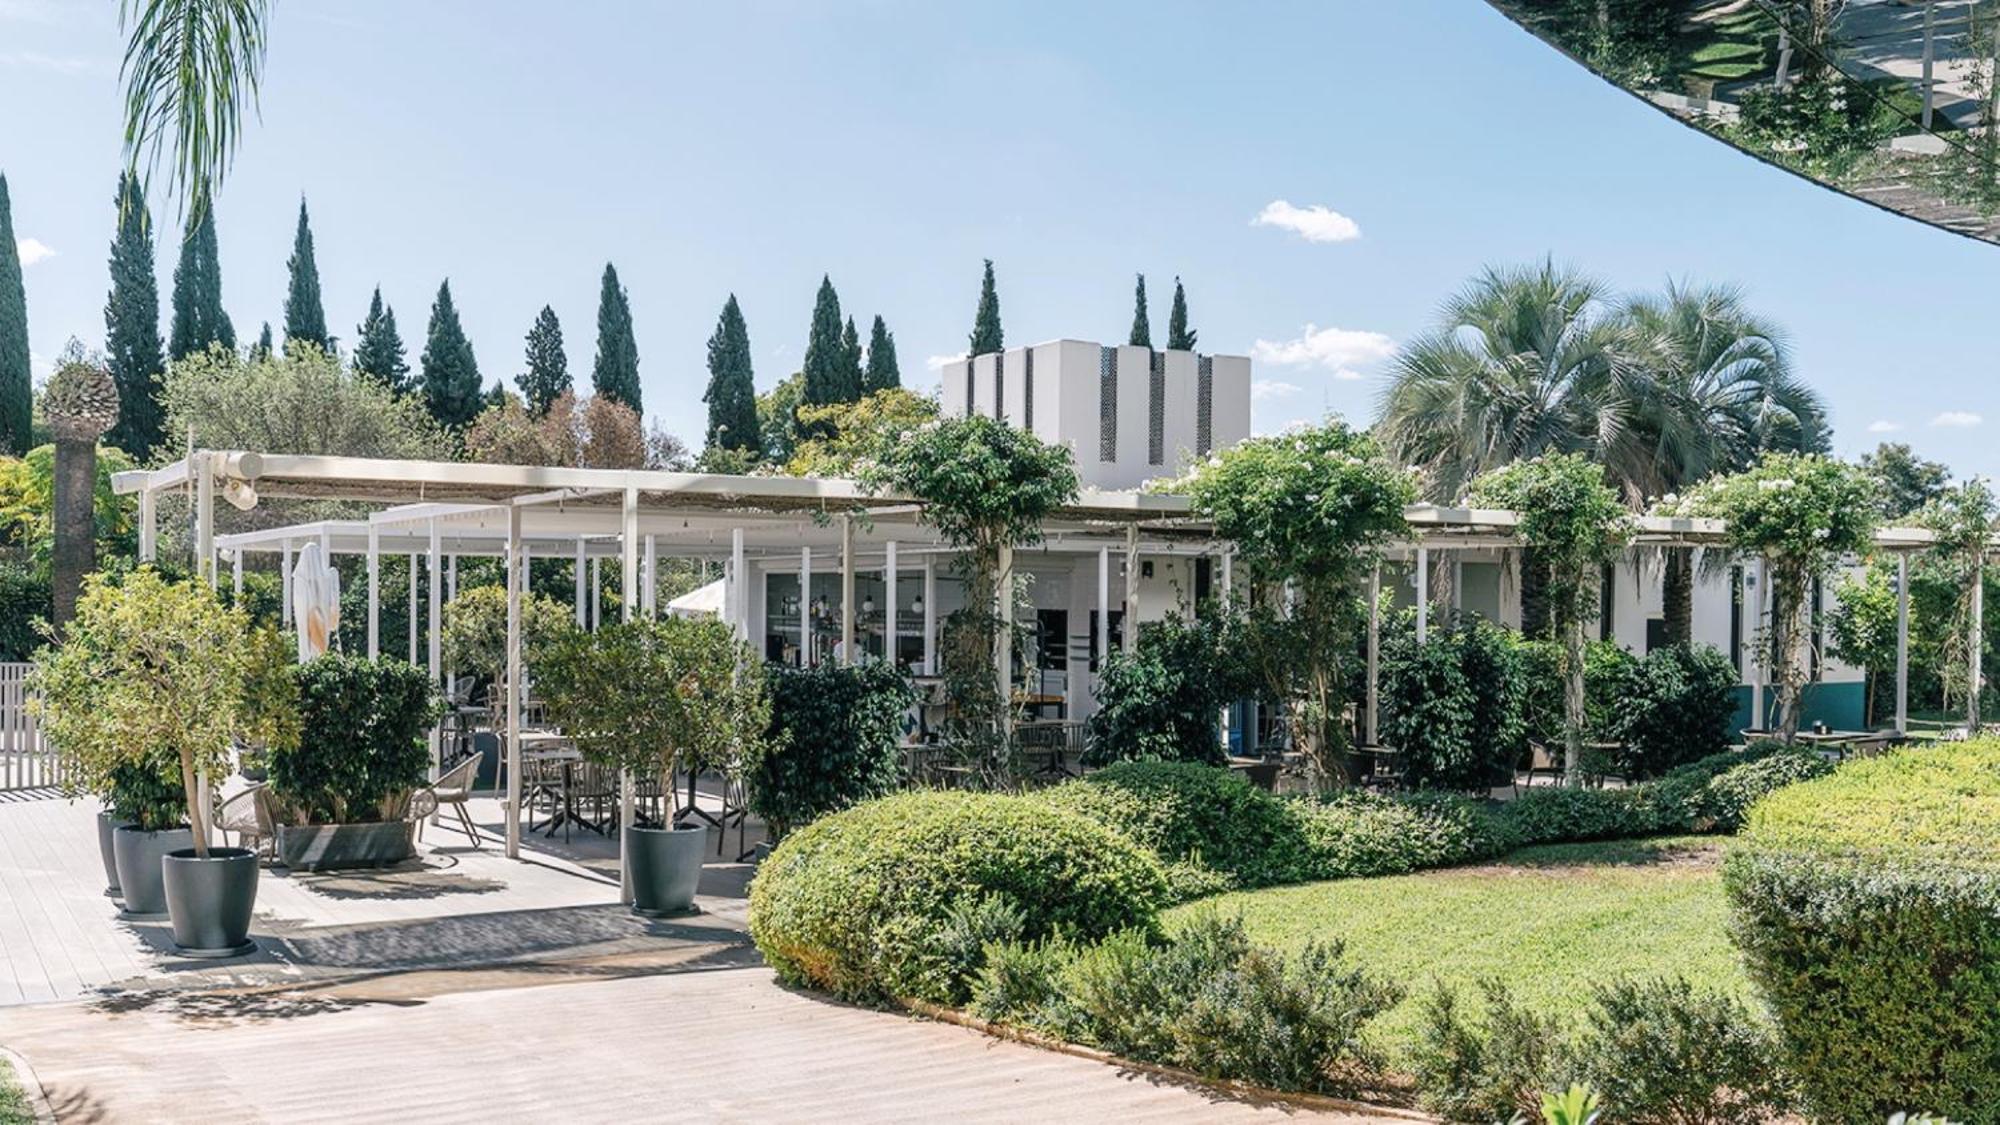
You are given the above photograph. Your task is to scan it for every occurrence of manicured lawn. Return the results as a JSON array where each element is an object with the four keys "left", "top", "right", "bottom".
[
  {"left": 0, "top": 1056, "right": 31, "bottom": 1125},
  {"left": 1166, "top": 836, "right": 1749, "bottom": 1059}
]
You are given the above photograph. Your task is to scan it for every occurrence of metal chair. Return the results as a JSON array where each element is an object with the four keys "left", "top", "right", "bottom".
[
  {"left": 420, "top": 753, "right": 485, "bottom": 848},
  {"left": 1519, "top": 740, "right": 1565, "bottom": 793}
]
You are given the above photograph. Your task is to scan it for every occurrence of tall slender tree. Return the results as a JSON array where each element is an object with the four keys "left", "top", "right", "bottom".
[
  {"left": 168, "top": 205, "right": 234, "bottom": 359},
  {"left": 0, "top": 174, "right": 27, "bottom": 456},
  {"left": 840, "top": 315, "right": 864, "bottom": 401},
  {"left": 252, "top": 321, "right": 272, "bottom": 360},
  {"left": 863, "top": 313, "right": 900, "bottom": 392},
  {"left": 1167, "top": 276, "right": 1197, "bottom": 351},
  {"left": 969, "top": 259, "right": 1002, "bottom": 355},
  {"left": 282, "top": 196, "right": 328, "bottom": 352},
  {"left": 518, "top": 305, "right": 569, "bottom": 415},
  {"left": 352, "top": 286, "right": 409, "bottom": 392},
  {"left": 801, "top": 275, "right": 847, "bottom": 408},
  {"left": 1128, "top": 273, "right": 1151, "bottom": 347},
  {"left": 104, "top": 173, "right": 166, "bottom": 459},
  {"left": 591, "top": 262, "right": 640, "bottom": 412},
  {"left": 420, "top": 279, "right": 482, "bottom": 429},
  {"left": 703, "top": 294, "right": 759, "bottom": 453}
]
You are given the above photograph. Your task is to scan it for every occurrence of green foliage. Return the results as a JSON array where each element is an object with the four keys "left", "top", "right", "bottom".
[
  {"left": 1516, "top": 638, "right": 1631, "bottom": 750},
  {"left": 1725, "top": 740, "right": 2000, "bottom": 1123},
  {"left": 352, "top": 287, "right": 410, "bottom": 394},
  {"left": 1916, "top": 481, "right": 1997, "bottom": 719},
  {"left": 754, "top": 371, "right": 804, "bottom": 466},
  {"left": 1380, "top": 618, "right": 1524, "bottom": 790},
  {"left": 270, "top": 653, "right": 436, "bottom": 825},
  {"left": 1037, "top": 762, "right": 1317, "bottom": 891},
  {"left": 1084, "top": 614, "right": 1245, "bottom": 767},
  {"left": 1599, "top": 643, "right": 1739, "bottom": 778},
  {"left": 535, "top": 615, "right": 763, "bottom": 780},
  {"left": 1166, "top": 276, "right": 1195, "bottom": 351},
  {"left": 0, "top": 444, "right": 137, "bottom": 569},
  {"left": 162, "top": 342, "right": 447, "bottom": 459},
  {"left": 0, "top": 175, "right": 28, "bottom": 456},
  {"left": 862, "top": 313, "right": 899, "bottom": 393},
  {"left": 590, "top": 262, "right": 640, "bottom": 413},
  {"left": 103, "top": 753, "right": 188, "bottom": 832},
  {"left": 747, "top": 789, "right": 1169, "bottom": 1003},
  {"left": 750, "top": 659, "right": 917, "bottom": 838},
  {"left": 1536, "top": 1085, "right": 1602, "bottom": 1125},
  {"left": 439, "top": 584, "right": 576, "bottom": 683},
  {"left": 702, "top": 294, "right": 758, "bottom": 452},
  {"left": 1829, "top": 563, "right": 1898, "bottom": 723},
  {"left": 104, "top": 173, "right": 166, "bottom": 459},
  {"left": 968, "top": 258, "right": 1002, "bottom": 354},
  {"left": 1127, "top": 273, "right": 1150, "bottom": 347},
  {"left": 420, "top": 279, "right": 482, "bottom": 429},
  {"left": 786, "top": 388, "right": 936, "bottom": 477},
  {"left": 117, "top": 0, "right": 269, "bottom": 219},
  {"left": 168, "top": 205, "right": 234, "bottom": 361},
  {"left": 282, "top": 198, "right": 329, "bottom": 351},
  {"left": 1863, "top": 441, "right": 1950, "bottom": 519},
  {"left": 1411, "top": 979, "right": 1566, "bottom": 1123},
  {"left": 0, "top": 562, "right": 50, "bottom": 661},
  {"left": 869, "top": 414, "right": 1078, "bottom": 550},
  {"left": 1296, "top": 789, "right": 1516, "bottom": 878},
  {"left": 515, "top": 304, "right": 569, "bottom": 415},
  {"left": 801, "top": 275, "right": 852, "bottom": 409},
  {"left": 839, "top": 316, "right": 863, "bottom": 402}
]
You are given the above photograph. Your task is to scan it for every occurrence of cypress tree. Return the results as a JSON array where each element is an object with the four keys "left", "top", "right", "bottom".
[
  {"left": 353, "top": 286, "right": 409, "bottom": 392},
  {"left": 1128, "top": 273, "right": 1151, "bottom": 348},
  {"left": 168, "top": 206, "right": 235, "bottom": 360},
  {"left": 103, "top": 173, "right": 166, "bottom": 459},
  {"left": 1167, "top": 276, "right": 1197, "bottom": 351},
  {"left": 968, "top": 259, "right": 1002, "bottom": 355},
  {"left": 801, "top": 275, "right": 846, "bottom": 408},
  {"left": 252, "top": 322, "right": 273, "bottom": 360},
  {"left": 702, "top": 293, "right": 759, "bottom": 453},
  {"left": 0, "top": 174, "right": 28, "bottom": 455},
  {"left": 591, "top": 262, "right": 641, "bottom": 412},
  {"left": 840, "top": 316, "right": 864, "bottom": 401},
  {"left": 518, "top": 305, "right": 569, "bottom": 415},
  {"left": 283, "top": 198, "right": 329, "bottom": 352},
  {"left": 420, "top": 280, "right": 482, "bottom": 429},
  {"left": 863, "top": 314, "right": 900, "bottom": 393}
]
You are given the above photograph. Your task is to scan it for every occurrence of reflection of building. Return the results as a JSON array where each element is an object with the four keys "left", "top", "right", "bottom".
[{"left": 940, "top": 341, "right": 1251, "bottom": 490}]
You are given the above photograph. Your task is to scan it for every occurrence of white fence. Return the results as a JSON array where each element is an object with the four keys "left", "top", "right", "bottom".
[{"left": 0, "top": 662, "right": 60, "bottom": 792}]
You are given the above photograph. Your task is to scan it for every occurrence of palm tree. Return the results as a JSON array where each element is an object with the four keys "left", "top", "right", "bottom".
[
  {"left": 119, "top": 0, "right": 272, "bottom": 217},
  {"left": 1616, "top": 281, "right": 1829, "bottom": 643}
]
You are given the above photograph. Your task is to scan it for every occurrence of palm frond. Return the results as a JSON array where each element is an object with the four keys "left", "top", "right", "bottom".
[{"left": 119, "top": 0, "right": 271, "bottom": 219}]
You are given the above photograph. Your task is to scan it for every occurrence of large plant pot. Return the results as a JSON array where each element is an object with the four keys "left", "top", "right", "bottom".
[
  {"left": 626, "top": 824, "right": 705, "bottom": 916},
  {"left": 112, "top": 824, "right": 193, "bottom": 917},
  {"left": 96, "top": 812, "right": 128, "bottom": 896},
  {"left": 162, "top": 847, "right": 258, "bottom": 958},
  {"left": 275, "top": 821, "right": 415, "bottom": 871}
]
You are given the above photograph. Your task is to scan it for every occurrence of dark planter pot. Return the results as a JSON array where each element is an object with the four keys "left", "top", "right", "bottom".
[
  {"left": 626, "top": 824, "right": 706, "bottom": 916},
  {"left": 112, "top": 824, "right": 194, "bottom": 917},
  {"left": 96, "top": 812, "right": 129, "bottom": 896},
  {"left": 275, "top": 821, "right": 415, "bottom": 871},
  {"left": 162, "top": 847, "right": 258, "bottom": 958}
]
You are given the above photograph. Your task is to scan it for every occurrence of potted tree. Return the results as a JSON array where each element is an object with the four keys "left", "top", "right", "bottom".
[
  {"left": 266, "top": 652, "right": 441, "bottom": 870},
  {"left": 538, "top": 615, "right": 768, "bottom": 916},
  {"left": 30, "top": 569, "right": 298, "bottom": 955}
]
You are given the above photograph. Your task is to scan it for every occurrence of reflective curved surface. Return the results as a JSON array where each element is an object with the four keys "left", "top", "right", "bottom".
[{"left": 1490, "top": 0, "right": 2000, "bottom": 243}]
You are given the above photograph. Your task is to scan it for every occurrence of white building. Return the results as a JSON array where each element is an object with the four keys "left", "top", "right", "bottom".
[{"left": 940, "top": 341, "right": 1252, "bottom": 490}]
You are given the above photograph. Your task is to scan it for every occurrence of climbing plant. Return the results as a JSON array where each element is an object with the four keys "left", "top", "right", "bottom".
[{"left": 1916, "top": 479, "right": 1996, "bottom": 726}]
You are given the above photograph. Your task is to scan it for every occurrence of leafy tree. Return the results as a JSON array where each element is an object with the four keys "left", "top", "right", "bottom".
[
  {"left": 168, "top": 205, "right": 234, "bottom": 360},
  {"left": 1166, "top": 276, "right": 1196, "bottom": 351},
  {"left": 420, "top": 279, "right": 482, "bottom": 429},
  {"left": 463, "top": 389, "right": 663, "bottom": 470},
  {"left": 104, "top": 173, "right": 167, "bottom": 459},
  {"left": 1828, "top": 564, "right": 1898, "bottom": 729},
  {"left": 0, "top": 173, "right": 26, "bottom": 456},
  {"left": 591, "top": 262, "right": 640, "bottom": 412},
  {"left": 758, "top": 372, "right": 805, "bottom": 465},
  {"left": 968, "top": 258, "right": 1003, "bottom": 355},
  {"left": 517, "top": 304, "right": 568, "bottom": 415},
  {"left": 282, "top": 197, "right": 328, "bottom": 352},
  {"left": 1915, "top": 480, "right": 1997, "bottom": 726},
  {"left": 1469, "top": 452, "right": 1632, "bottom": 779},
  {"left": 787, "top": 388, "right": 938, "bottom": 476},
  {"left": 164, "top": 342, "right": 446, "bottom": 462},
  {"left": 1185, "top": 419, "right": 1415, "bottom": 784},
  {"left": 441, "top": 584, "right": 576, "bottom": 688},
  {"left": 801, "top": 275, "right": 848, "bottom": 410},
  {"left": 863, "top": 313, "right": 900, "bottom": 392},
  {"left": 1084, "top": 614, "right": 1247, "bottom": 767},
  {"left": 1128, "top": 273, "right": 1151, "bottom": 347},
  {"left": 352, "top": 286, "right": 409, "bottom": 393},
  {"left": 702, "top": 294, "right": 758, "bottom": 453},
  {"left": 1860, "top": 441, "right": 1949, "bottom": 520},
  {"left": 0, "top": 443, "right": 137, "bottom": 571},
  {"left": 840, "top": 316, "right": 864, "bottom": 400},
  {"left": 1380, "top": 617, "right": 1524, "bottom": 790}
]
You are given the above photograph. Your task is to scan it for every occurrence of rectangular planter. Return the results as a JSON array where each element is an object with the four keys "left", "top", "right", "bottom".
[{"left": 276, "top": 821, "right": 416, "bottom": 871}]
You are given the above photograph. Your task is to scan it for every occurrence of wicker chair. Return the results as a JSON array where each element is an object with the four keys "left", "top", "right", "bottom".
[
  {"left": 217, "top": 784, "right": 275, "bottom": 859},
  {"left": 420, "top": 754, "right": 485, "bottom": 848}
]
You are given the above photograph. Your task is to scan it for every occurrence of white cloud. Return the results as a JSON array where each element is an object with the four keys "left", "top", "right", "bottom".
[
  {"left": 1867, "top": 420, "right": 1903, "bottom": 433},
  {"left": 1251, "top": 200, "right": 1361, "bottom": 244},
  {"left": 925, "top": 351, "right": 968, "bottom": 372},
  {"left": 1249, "top": 324, "right": 1397, "bottom": 380},
  {"left": 15, "top": 238, "right": 54, "bottom": 267},
  {"left": 1252, "top": 379, "right": 1302, "bottom": 401},
  {"left": 1931, "top": 411, "right": 1982, "bottom": 429}
]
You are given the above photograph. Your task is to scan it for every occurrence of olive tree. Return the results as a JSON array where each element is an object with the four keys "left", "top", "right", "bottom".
[
  {"left": 1184, "top": 419, "right": 1414, "bottom": 784},
  {"left": 1468, "top": 452, "right": 1632, "bottom": 779}
]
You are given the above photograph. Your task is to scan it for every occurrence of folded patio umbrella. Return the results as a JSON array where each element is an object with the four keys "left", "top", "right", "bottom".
[{"left": 290, "top": 541, "right": 342, "bottom": 662}]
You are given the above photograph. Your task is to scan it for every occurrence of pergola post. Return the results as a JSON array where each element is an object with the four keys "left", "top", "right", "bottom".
[
  {"left": 1971, "top": 553, "right": 1985, "bottom": 730},
  {"left": 231, "top": 550, "right": 243, "bottom": 599},
  {"left": 281, "top": 540, "right": 293, "bottom": 626},
  {"left": 1896, "top": 552, "right": 1910, "bottom": 735},
  {"left": 505, "top": 503, "right": 524, "bottom": 859},
  {"left": 1097, "top": 547, "right": 1110, "bottom": 668},
  {"left": 840, "top": 515, "right": 856, "bottom": 666},
  {"left": 366, "top": 524, "right": 380, "bottom": 659},
  {"left": 591, "top": 558, "right": 602, "bottom": 629},
  {"left": 138, "top": 488, "right": 157, "bottom": 562},
  {"left": 407, "top": 553, "right": 419, "bottom": 664},
  {"left": 996, "top": 543, "right": 1013, "bottom": 739},
  {"left": 885, "top": 540, "right": 899, "bottom": 668},
  {"left": 1123, "top": 525, "right": 1140, "bottom": 655},
  {"left": 195, "top": 451, "right": 216, "bottom": 587},
  {"left": 428, "top": 520, "right": 443, "bottom": 775},
  {"left": 1749, "top": 557, "right": 1766, "bottom": 729},
  {"left": 643, "top": 534, "right": 657, "bottom": 617},
  {"left": 1415, "top": 545, "right": 1430, "bottom": 644},
  {"left": 619, "top": 486, "right": 639, "bottom": 903},
  {"left": 922, "top": 556, "right": 937, "bottom": 675},
  {"left": 573, "top": 539, "right": 587, "bottom": 628},
  {"left": 731, "top": 528, "right": 748, "bottom": 642},
  {"left": 1366, "top": 563, "right": 1381, "bottom": 747},
  {"left": 800, "top": 546, "right": 812, "bottom": 666}
]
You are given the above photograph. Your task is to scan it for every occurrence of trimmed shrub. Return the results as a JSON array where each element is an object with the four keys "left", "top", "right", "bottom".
[
  {"left": 750, "top": 660, "right": 917, "bottom": 839},
  {"left": 1083, "top": 614, "right": 1247, "bottom": 767},
  {"left": 1505, "top": 784, "right": 1663, "bottom": 846},
  {"left": 748, "top": 789, "right": 1169, "bottom": 1003},
  {"left": 1293, "top": 790, "right": 1515, "bottom": 880},
  {"left": 269, "top": 654, "right": 436, "bottom": 825},
  {"left": 1724, "top": 740, "right": 2000, "bottom": 1124},
  {"left": 1693, "top": 747, "right": 1833, "bottom": 832},
  {"left": 1601, "top": 643, "right": 1740, "bottom": 778},
  {"left": 1035, "top": 761, "right": 1313, "bottom": 891},
  {"left": 1379, "top": 619, "right": 1524, "bottom": 791},
  {"left": 1410, "top": 980, "right": 1564, "bottom": 1123}
]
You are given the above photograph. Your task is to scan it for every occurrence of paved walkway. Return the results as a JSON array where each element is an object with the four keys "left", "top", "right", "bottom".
[{"left": 0, "top": 967, "right": 1412, "bottom": 1123}]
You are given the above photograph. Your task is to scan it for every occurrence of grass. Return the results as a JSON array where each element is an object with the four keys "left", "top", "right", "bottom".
[
  {"left": 0, "top": 1056, "right": 32, "bottom": 1125},
  {"left": 1166, "top": 836, "right": 1749, "bottom": 1061}
]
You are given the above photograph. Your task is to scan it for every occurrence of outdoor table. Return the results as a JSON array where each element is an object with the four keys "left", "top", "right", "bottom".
[
  {"left": 1018, "top": 720, "right": 1082, "bottom": 779},
  {"left": 1353, "top": 746, "right": 1401, "bottom": 788},
  {"left": 520, "top": 735, "right": 592, "bottom": 838},
  {"left": 1795, "top": 730, "right": 1873, "bottom": 759}
]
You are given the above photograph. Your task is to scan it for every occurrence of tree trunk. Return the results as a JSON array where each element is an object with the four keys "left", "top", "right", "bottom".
[
  {"left": 51, "top": 437, "right": 96, "bottom": 633},
  {"left": 1662, "top": 549, "right": 1694, "bottom": 648},
  {"left": 178, "top": 748, "right": 209, "bottom": 859},
  {"left": 1563, "top": 616, "right": 1587, "bottom": 784},
  {"left": 1771, "top": 571, "right": 1803, "bottom": 744}
]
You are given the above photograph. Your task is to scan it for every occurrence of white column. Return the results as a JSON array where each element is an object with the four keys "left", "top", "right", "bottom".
[
  {"left": 996, "top": 543, "right": 1014, "bottom": 739},
  {"left": 1415, "top": 546, "right": 1430, "bottom": 644},
  {"left": 1749, "top": 558, "right": 1766, "bottom": 730},
  {"left": 407, "top": 553, "right": 419, "bottom": 664},
  {"left": 281, "top": 540, "right": 293, "bottom": 626},
  {"left": 885, "top": 540, "right": 899, "bottom": 670},
  {"left": 427, "top": 521, "right": 443, "bottom": 773},
  {"left": 574, "top": 539, "right": 587, "bottom": 628},
  {"left": 1896, "top": 552, "right": 1910, "bottom": 735},
  {"left": 138, "top": 489, "right": 157, "bottom": 562},
  {"left": 505, "top": 503, "right": 524, "bottom": 859},
  {"left": 1096, "top": 547, "right": 1110, "bottom": 667},
  {"left": 1972, "top": 554, "right": 1985, "bottom": 728},
  {"left": 1220, "top": 549, "right": 1234, "bottom": 608},
  {"left": 366, "top": 524, "right": 381, "bottom": 659},
  {"left": 447, "top": 554, "right": 457, "bottom": 602},
  {"left": 800, "top": 546, "right": 812, "bottom": 667},
  {"left": 619, "top": 487, "right": 639, "bottom": 904},
  {"left": 643, "top": 534, "right": 657, "bottom": 617},
  {"left": 731, "top": 527, "right": 748, "bottom": 642},
  {"left": 231, "top": 551, "right": 242, "bottom": 598},
  {"left": 591, "top": 557, "right": 602, "bottom": 629},
  {"left": 1367, "top": 563, "right": 1381, "bottom": 746},
  {"left": 195, "top": 452, "right": 215, "bottom": 587},
  {"left": 840, "top": 516, "right": 856, "bottom": 666},
  {"left": 922, "top": 555, "right": 937, "bottom": 675},
  {"left": 1123, "top": 525, "right": 1140, "bottom": 654}
]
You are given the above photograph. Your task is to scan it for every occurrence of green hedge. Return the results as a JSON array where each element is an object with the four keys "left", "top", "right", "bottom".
[
  {"left": 1724, "top": 740, "right": 2000, "bottom": 1123},
  {"left": 1034, "top": 761, "right": 1316, "bottom": 890},
  {"left": 750, "top": 660, "right": 917, "bottom": 839},
  {"left": 747, "top": 789, "right": 1169, "bottom": 1003}
]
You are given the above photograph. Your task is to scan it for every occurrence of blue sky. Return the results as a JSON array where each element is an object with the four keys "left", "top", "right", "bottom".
[{"left": 3, "top": 0, "right": 1996, "bottom": 473}]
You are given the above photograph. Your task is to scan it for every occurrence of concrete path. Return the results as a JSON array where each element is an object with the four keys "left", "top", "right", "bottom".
[{"left": 0, "top": 967, "right": 1413, "bottom": 1123}]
